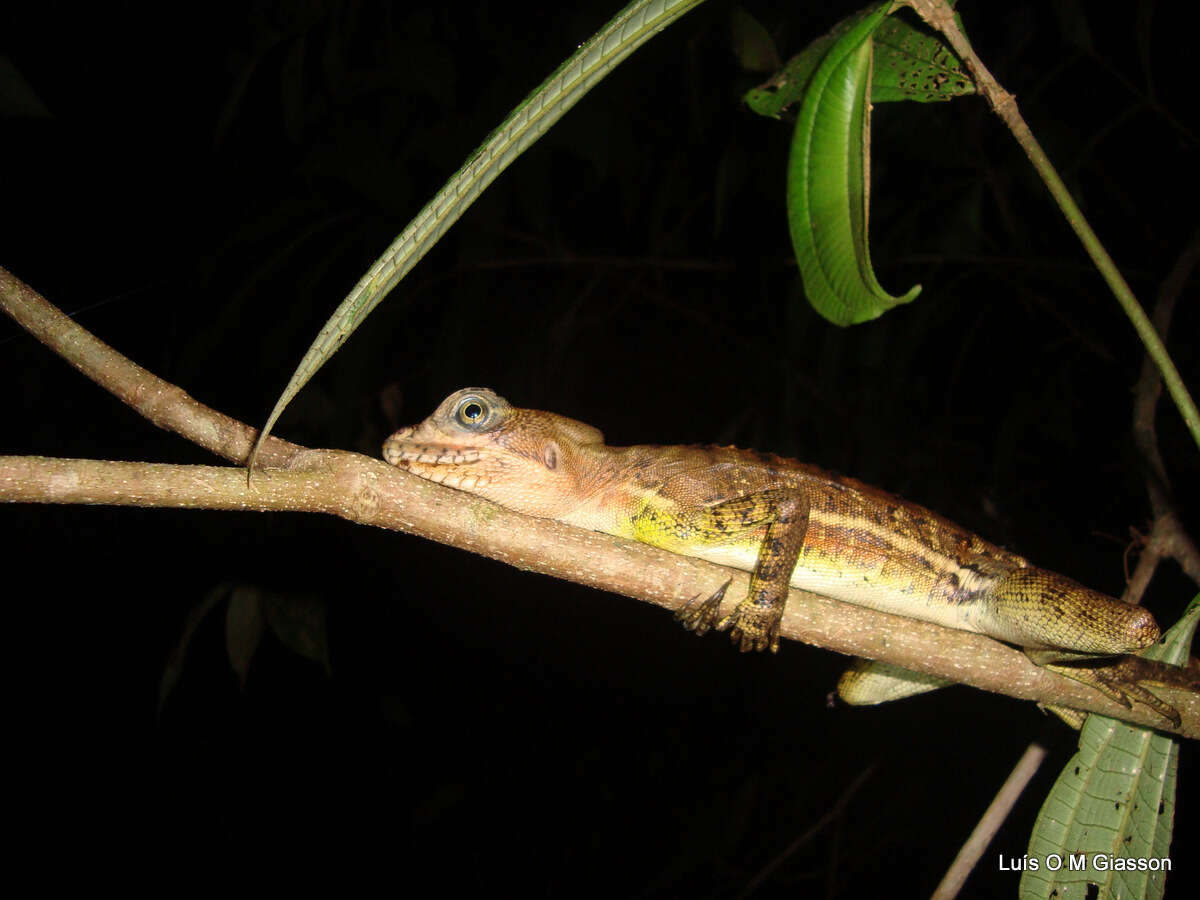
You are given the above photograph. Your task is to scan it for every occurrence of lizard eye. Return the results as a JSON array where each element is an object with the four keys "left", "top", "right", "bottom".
[{"left": 455, "top": 396, "right": 491, "bottom": 429}]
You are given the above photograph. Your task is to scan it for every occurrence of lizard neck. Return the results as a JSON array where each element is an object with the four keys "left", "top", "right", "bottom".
[{"left": 557, "top": 444, "right": 669, "bottom": 533}]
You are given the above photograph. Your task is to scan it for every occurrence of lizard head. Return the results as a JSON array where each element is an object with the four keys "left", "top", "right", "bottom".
[{"left": 382, "top": 387, "right": 605, "bottom": 518}]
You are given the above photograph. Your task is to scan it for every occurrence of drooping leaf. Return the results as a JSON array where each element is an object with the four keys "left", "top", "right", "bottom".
[
  {"left": 730, "top": 6, "right": 781, "bottom": 74},
  {"left": 265, "top": 592, "right": 331, "bottom": 675},
  {"left": 158, "top": 584, "right": 229, "bottom": 714},
  {"left": 786, "top": 1, "right": 921, "bottom": 326},
  {"left": 225, "top": 585, "right": 266, "bottom": 689}
]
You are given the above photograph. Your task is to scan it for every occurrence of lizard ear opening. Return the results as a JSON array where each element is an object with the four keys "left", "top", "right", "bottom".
[{"left": 542, "top": 441, "right": 559, "bottom": 471}]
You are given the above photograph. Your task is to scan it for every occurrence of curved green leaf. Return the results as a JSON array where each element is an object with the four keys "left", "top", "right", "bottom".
[{"left": 786, "top": 1, "right": 920, "bottom": 326}]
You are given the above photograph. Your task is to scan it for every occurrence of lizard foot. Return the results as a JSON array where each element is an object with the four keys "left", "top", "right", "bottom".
[
  {"left": 675, "top": 579, "right": 732, "bottom": 636},
  {"left": 716, "top": 600, "right": 782, "bottom": 654},
  {"left": 1038, "top": 657, "right": 1187, "bottom": 727}
]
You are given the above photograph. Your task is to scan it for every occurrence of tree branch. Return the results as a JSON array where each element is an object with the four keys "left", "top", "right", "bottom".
[{"left": 2, "top": 265, "right": 1197, "bottom": 737}]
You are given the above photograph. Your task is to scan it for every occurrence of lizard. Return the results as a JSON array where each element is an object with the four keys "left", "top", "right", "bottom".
[{"left": 383, "top": 387, "right": 1189, "bottom": 723}]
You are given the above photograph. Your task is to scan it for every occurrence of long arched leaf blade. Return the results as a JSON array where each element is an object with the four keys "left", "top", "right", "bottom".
[{"left": 248, "top": 0, "right": 707, "bottom": 472}]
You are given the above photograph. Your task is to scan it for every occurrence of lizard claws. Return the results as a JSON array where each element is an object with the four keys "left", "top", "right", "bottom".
[
  {"left": 717, "top": 603, "right": 782, "bottom": 653},
  {"left": 675, "top": 579, "right": 732, "bottom": 636}
]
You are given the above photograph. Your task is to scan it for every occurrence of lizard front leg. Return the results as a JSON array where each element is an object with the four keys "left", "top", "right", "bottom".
[{"left": 669, "top": 488, "right": 811, "bottom": 653}]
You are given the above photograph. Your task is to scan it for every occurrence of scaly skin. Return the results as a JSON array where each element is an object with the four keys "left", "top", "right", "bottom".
[{"left": 384, "top": 388, "right": 1176, "bottom": 718}]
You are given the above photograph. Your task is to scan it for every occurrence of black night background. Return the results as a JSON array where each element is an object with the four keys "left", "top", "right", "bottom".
[{"left": 2, "top": 1, "right": 1197, "bottom": 896}]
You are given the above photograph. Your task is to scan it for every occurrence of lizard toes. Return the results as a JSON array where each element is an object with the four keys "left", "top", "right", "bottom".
[
  {"left": 675, "top": 580, "right": 732, "bottom": 636},
  {"left": 719, "top": 605, "right": 781, "bottom": 653}
]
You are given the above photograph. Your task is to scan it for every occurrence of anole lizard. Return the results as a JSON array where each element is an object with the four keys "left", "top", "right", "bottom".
[{"left": 384, "top": 387, "right": 1187, "bottom": 722}]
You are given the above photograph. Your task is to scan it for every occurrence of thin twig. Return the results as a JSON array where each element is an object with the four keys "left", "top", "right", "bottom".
[
  {"left": 905, "top": 0, "right": 1200, "bottom": 453},
  {"left": 932, "top": 742, "right": 1049, "bottom": 899},
  {"left": 736, "top": 764, "right": 878, "bottom": 899}
]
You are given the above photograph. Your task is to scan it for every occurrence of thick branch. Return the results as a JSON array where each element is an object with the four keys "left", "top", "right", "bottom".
[
  {"left": 2, "top": 266, "right": 1197, "bottom": 737},
  {"left": 4, "top": 450, "right": 1197, "bottom": 737}
]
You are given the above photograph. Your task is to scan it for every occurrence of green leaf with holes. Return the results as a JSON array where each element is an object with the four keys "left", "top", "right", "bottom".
[{"left": 744, "top": 5, "right": 973, "bottom": 120}]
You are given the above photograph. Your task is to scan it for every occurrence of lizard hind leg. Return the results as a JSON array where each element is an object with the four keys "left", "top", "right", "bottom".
[{"left": 1026, "top": 650, "right": 1190, "bottom": 727}]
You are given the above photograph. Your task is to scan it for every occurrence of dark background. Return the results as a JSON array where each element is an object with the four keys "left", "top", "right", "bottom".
[{"left": 2, "top": 1, "right": 1197, "bottom": 896}]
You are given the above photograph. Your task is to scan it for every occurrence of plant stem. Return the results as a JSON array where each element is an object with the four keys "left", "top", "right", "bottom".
[{"left": 907, "top": 0, "right": 1200, "bottom": 452}]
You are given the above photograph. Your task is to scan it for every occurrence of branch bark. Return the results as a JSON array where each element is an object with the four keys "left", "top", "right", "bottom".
[{"left": 2, "top": 265, "right": 1197, "bottom": 738}]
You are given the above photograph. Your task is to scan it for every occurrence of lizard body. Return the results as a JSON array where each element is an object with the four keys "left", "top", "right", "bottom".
[{"left": 384, "top": 388, "right": 1171, "bottom": 716}]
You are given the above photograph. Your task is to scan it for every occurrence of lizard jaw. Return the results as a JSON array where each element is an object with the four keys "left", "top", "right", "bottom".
[{"left": 382, "top": 429, "right": 491, "bottom": 490}]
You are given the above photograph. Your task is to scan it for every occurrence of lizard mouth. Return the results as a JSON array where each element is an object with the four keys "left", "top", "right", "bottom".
[{"left": 382, "top": 428, "right": 490, "bottom": 489}]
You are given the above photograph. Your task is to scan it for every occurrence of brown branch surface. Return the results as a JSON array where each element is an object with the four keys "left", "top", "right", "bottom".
[{"left": 2, "top": 265, "right": 1198, "bottom": 737}]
